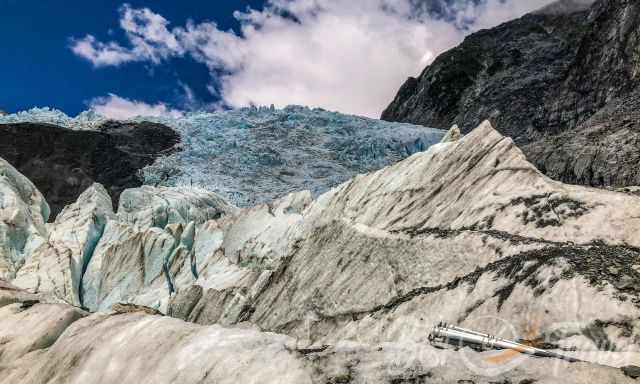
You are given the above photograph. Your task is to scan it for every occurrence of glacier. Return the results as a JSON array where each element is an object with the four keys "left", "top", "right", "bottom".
[
  {"left": 2, "top": 122, "right": 640, "bottom": 383},
  {"left": 0, "top": 105, "right": 444, "bottom": 207}
]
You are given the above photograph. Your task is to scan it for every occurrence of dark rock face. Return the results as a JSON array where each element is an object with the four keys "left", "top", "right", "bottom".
[
  {"left": 0, "top": 121, "right": 179, "bottom": 219},
  {"left": 524, "top": 90, "right": 640, "bottom": 186},
  {"left": 382, "top": 0, "right": 640, "bottom": 188},
  {"left": 622, "top": 365, "right": 640, "bottom": 379}
]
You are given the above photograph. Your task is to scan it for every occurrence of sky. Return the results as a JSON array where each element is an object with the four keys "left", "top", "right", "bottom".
[{"left": 0, "top": 0, "right": 558, "bottom": 119}]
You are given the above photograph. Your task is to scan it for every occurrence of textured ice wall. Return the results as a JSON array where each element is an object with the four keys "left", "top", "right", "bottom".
[{"left": 0, "top": 105, "right": 444, "bottom": 207}]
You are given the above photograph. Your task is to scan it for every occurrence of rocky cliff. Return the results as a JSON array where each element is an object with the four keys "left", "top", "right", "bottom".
[
  {"left": 0, "top": 121, "right": 179, "bottom": 218},
  {"left": 382, "top": 0, "right": 640, "bottom": 188},
  {"left": 2, "top": 122, "right": 639, "bottom": 383}
]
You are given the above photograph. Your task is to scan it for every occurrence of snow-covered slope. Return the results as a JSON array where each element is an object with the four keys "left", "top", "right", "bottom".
[
  {"left": 0, "top": 106, "right": 444, "bottom": 207},
  {"left": 1, "top": 121, "right": 639, "bottom": 383}
]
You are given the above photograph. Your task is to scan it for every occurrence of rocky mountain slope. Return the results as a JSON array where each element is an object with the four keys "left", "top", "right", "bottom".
[
  {"left": 382, "top": 0, "right": 640, "bottom": 188},
  {"left": 2, "top": 121, "right": 639, "bottom": 383},
  {"left": 0, "top": 106, "right": 443, "bottom": 210},
  {"left": 0, "top": 121, "right": 179, "bottom": 217}
]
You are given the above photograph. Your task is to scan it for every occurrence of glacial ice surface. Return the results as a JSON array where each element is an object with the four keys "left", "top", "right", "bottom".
[
  {"left": 0, "top": 105, "right": 444, "bottom": 207},
  {"left": 0, "top": 107, "right": 106, "bottom": 130}
]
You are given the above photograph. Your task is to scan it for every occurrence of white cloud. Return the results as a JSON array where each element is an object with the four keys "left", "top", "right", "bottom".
[
  {"left": 468, "top": 0, "right": 562, "bottom": 30},
  {"left": 117, "top": 4, "right": 184, "bottom": 63},
  {"left": 71, "top": 0, "right": 559, "bottom": 117},
  {"left": 70, "top": 35, "right": 137, "bottom": 67},
  {"left": 89, "top": 93, "right": 183, "bottom": 119},
  {"left": 71, "top": 4, "right": 183, "bottom": 67}
]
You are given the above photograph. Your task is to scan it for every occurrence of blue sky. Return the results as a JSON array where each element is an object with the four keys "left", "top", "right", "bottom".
[
  {"left": 0, "top": 0, "right": 556, "bottom": 118},
  {"left": 0, "top": 0, "right": 262, "bottom": 115}
]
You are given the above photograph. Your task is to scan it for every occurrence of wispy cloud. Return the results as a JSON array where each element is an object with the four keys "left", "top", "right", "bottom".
[
  {"left": 89, "top": 93, "right": 182, "bottom": 119},
  {"left": 71, "top": 0, "right": 558, "bottom": 117}
]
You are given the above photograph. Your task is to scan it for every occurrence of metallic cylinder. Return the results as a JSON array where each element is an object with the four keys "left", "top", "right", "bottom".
[{"left": 429, "top": 322, "right": 582, "bottom": 363}]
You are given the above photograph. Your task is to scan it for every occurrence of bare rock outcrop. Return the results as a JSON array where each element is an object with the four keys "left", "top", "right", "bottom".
[
  {"left": 0, "top": 121, "right": 179, "bottom": 218},
  {"left": 382, "top": 0, "right": 640, "bottom": 189}
]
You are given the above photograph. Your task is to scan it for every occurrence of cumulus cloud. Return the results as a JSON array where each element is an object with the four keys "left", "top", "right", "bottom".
[
  {"left": 70, "top": 35, "right": 137, "bottom": 67},
  {"left": 71, "top": 4, "right": 183, "bottom": 66},
  {"left": 71, "top": 0, "right": 558, "bottom": 117},
  {"left": 89, "top": 93, "right": 183, "bottom": 119}
]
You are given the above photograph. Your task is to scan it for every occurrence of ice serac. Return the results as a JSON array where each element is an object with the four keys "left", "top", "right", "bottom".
[
  {"left": 0, "top": 158, "right": 49, "bottom": 280},
  {"left": 12, "top": 183, "right": 114, "bottom": 305},
  {"left": 117, "top": 185, "right": 237, "bottom": 230},
  {"left": 167, "top": 190, "right": 312, "bottom": 325},
  {"left": 81, "top": 220, "right": 188, "bottom": 312},
  {"left": 81, "top": 186, "right": 237, "bottom": 312}
]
